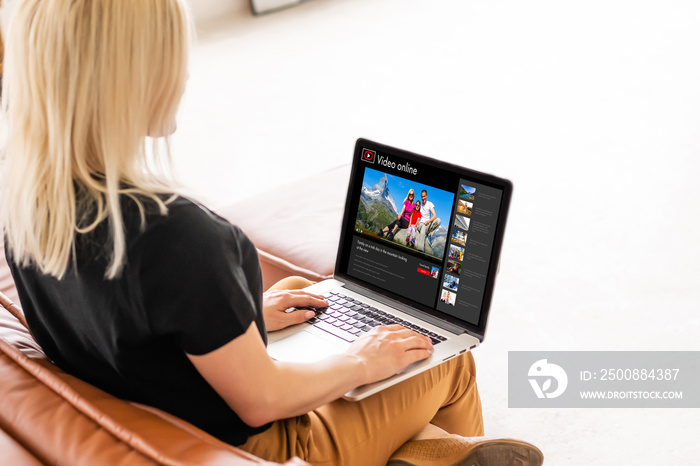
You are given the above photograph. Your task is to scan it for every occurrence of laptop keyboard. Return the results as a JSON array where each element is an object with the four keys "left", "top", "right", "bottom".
[{"left": 300, "top": 291, "right": 447, "bottom": 345}]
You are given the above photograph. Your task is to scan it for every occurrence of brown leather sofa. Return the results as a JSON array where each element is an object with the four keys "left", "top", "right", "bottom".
[
  {"left": 0, "top": 278, "right": 307, "bottom": 466},
  {"left": 0, "top": 166, "right": 349, "bottom": 465}
]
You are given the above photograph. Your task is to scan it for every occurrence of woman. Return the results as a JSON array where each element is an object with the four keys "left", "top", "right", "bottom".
[
  {"left": 1, "top": 1, "right": 542, "bottom": 465},
  {"left": 379, "top": 188, "right": 416, "bottom": 241}
]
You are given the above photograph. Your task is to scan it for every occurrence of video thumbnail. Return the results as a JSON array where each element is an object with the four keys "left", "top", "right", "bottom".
[
  {"left": 448, "top": 244, "right": 465, "bottom": 262},
  {"left": 457, "top": 200, "right": 472, "bottom": 216},
  {"left": 451, "top": 228, "right": 468, "bottom": 247},
  {"left": 446, "top": 260, "right": 462, "bottom": 275},
  {"left": 459, "top": 184, "right": 476, "bottom": 201},
  {"left": 454, "top": 215, "right": 470, "bottom": 232},
  {"left": 440, "top": 289, "right": 457, "bottom": 306},
  {"left": 443, "top": 274, "right": 460, "bottom": 291},
  {"left": 354, "top": 167, "right": 454, "bottom": 262}
]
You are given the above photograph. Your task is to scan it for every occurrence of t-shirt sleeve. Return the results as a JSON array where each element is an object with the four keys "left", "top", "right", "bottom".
[{"left": 134, "top": 203, "right": 264, "bottom": 356}]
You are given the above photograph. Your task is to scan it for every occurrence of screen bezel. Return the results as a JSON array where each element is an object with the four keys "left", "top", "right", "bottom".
[{"left": 334, "top": 138, "right": 513, "bottom": 341}]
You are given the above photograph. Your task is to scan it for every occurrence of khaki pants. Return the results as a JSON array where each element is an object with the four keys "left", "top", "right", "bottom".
[{"left": 239, "top": 351, "right": 484, "bottom": 466}]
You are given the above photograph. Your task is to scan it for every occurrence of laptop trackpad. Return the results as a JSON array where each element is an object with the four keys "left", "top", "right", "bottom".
[{"left": 267, "top": 328, "right": 347, "bottom": 363}]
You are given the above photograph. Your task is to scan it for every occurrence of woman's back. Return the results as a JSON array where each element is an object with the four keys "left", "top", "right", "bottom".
[{"left": 8, "top": 195, "right": 269, "bottom": 446}]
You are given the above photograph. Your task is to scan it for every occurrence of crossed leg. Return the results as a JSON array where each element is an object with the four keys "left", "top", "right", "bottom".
[{"left": 241, "top": 352, "right": 482, "bottom": 466}]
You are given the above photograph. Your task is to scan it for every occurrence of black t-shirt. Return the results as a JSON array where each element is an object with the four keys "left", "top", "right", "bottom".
[{"left": 7, "top": 196, "right": 270, "bottom": 446}]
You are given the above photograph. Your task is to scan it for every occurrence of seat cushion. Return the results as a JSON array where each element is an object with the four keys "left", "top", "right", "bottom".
[
  {"left": 0, "top": 427, "right": 43, "bottom": 465},
  {"left": 216, "top": 164, "right": 349, "bottom": 289},
  {"left": 0, "top": 238, "right": 44, "bottom": 358},
  {"left": 0, "top": 238, "right": 19, "bottom": 306}
]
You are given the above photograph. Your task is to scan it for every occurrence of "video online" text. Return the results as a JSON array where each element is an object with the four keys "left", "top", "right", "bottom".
[{"left": 377, "top": 156, "right": 418, "bottom": 175}]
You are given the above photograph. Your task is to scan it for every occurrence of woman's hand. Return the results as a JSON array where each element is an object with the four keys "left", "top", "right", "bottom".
[
  {"left": 346, "top": 324, "right": 433, "bottom": 385},
  {"left": 263, "top": 289, "right": 328, "bottom": 332}
]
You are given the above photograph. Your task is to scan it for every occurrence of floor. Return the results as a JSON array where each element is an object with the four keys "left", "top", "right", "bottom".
[{"left": 99, "top": 0, "right": 700, "bottom": 463}]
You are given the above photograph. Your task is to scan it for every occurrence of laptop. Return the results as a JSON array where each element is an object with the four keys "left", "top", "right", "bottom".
[{"left": 267, "top": 138, "right": 512, "bottom": 400}]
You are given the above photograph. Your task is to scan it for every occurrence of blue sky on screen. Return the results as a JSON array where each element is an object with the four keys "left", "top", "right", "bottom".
[{"left": 362, "top": 167, "right": 455, "bottom": 219}]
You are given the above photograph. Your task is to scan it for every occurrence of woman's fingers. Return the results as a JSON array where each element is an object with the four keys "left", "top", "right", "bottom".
[
  {"left": 347, "top": 325, "right": 434, "bottom": 384},
  {"left": 282, "top": 308, "right": 316, "bottom": 324},
  {"left": 263, "top": 289, "right": 329, "bottom": 331},
  {"left": 388, "top": 327, "right": 433, "bottom": 350},
  {"left": 265, "top": 289, "right": 328, "bottom": 310}
]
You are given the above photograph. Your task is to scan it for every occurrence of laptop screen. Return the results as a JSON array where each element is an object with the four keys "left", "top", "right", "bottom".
[{"left": 336, "top": 139, "right": 512, "bottom": 336}]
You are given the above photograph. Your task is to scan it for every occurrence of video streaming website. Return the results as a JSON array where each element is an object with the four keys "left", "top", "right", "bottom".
[{"left": 339, "top": 147, "right": 504, "bottom": 326}]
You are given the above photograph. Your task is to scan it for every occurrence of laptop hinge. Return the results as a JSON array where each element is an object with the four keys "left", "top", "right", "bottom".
[{"left": 342, "top": 282, "right": 467, "bottom": 336}]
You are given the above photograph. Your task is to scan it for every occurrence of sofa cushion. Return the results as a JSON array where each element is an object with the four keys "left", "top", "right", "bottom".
[
  {"left": 216, "top": 164, "right": 349, "bottom": 289},
  {"left": 0, "top": 427, "right": 43, "bottom": 466},
  {"left": 0, "top": 240, "right": 44, "bottom": 358},
  {"left": 0, "top": 303, "right": 44, "bottom": 359},
  {"left": 0, "top": 238, "right": 19, "bottom": 306}
]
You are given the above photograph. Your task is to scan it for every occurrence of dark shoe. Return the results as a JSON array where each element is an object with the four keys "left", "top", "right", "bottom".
[
  {"left": 387, "top": 231, "right": 395, "bottom": 241},
  {"left": 387, "top": 436, "right": 543, "bottom": 466},
  {"left": 378, "top": 229, "right": 385, "bottom": 237}
]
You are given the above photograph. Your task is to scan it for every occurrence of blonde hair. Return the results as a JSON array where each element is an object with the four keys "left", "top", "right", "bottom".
[
  {"left": 1, "top": 0, "right": 191, "bottom": 279},
  {"left": 403, "top": 189, "right": 415, "bottom": 203}
]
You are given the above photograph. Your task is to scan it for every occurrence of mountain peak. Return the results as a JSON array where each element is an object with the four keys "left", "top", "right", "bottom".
[
  {"left": 361, "top": 173, "right": 398, "bottom": 215},
  {"left": 372, "top": 174, "right": 389, "bottom": 195}
]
